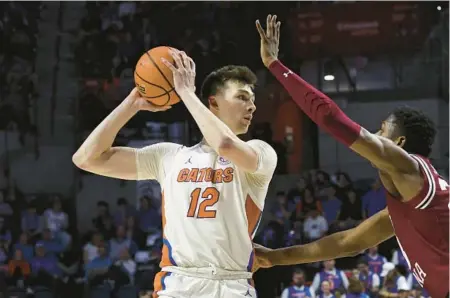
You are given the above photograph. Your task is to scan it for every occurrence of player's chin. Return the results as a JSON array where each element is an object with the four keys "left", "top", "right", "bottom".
[{"left": 236, "top": 125, "right": 249, "bottom": 135}]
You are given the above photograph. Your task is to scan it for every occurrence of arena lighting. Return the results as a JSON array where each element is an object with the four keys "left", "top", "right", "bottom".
[
  {"left": 324, "top": 74, "right": 335, "bottom": 81},
  {"left": 437, "top": 5, "right": 442, "bottom": 10}
]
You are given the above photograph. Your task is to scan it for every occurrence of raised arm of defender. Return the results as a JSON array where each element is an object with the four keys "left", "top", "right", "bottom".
[
  {"left": 256, "top": 15, "right": 419, "bottom": 176},
  {"left": 255, "top": 208, "right": 394, "bottom": 268},
  {"left": 72, "top": 88, "right": 171, "bottom": 180}
]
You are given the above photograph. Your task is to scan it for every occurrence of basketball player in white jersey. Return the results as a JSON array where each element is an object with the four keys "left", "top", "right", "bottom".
[{"left": 72, "top": 49, "right": 277, "bottom": 297}]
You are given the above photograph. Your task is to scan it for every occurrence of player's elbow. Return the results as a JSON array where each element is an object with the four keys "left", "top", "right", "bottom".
[
  {"left": 72, "top": 151, "right": 87, "bottom": 169},
  {"left": 217, "top": 137, "right": 237, "bottom": 156},
  {"left": 72, "top": 150, "right": 97, "bottom": 171}
]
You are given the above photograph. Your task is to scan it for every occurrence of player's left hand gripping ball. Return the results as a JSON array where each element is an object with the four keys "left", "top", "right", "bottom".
[{"left": 161, "top": 49, "right": 196, "bottom": 95}]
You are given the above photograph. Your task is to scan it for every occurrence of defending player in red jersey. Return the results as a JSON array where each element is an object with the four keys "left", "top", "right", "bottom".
[{"left": 254, "top": 15, "right": 449, "bottom": 298}]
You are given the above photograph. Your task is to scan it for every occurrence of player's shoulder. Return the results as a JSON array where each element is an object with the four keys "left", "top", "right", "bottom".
[
  {"left": 247, "top": 139, "right": 277, "bottom": 156},
  {"left": 246, "top": 138, "right": 274, "bottom": 149},
  {"left": 409, "top": 154, "right": 440, "bottom": 177}
]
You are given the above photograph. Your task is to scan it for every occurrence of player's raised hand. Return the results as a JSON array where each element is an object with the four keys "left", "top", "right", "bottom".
[
  {"left": 256, "top": 14, "right": 281, "bottom": 68},
  {"left": 161, "top": 49, "right": 196, "bottom": 95},
  {"left": 126, "top": 88, "right": 172, "bottom": 112}
]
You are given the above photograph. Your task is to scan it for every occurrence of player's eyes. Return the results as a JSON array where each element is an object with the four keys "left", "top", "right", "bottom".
[{"left": 237, "top": 95, "right": 247, "bottom": 101}]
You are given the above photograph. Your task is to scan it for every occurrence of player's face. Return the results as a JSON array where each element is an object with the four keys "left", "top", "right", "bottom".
[
  {"left": 212, "top": 81, "right": 256, "bottom": 135},
  {"left": 376, "top": 115, "right": 405, "bottom": 147}
]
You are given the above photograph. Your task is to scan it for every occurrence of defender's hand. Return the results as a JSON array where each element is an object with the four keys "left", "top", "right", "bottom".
[
  {"left": 254, "top": 243, "right": 275, "bottom": 269},
  {"left": 161, "top": 49, "right": 196, "bottom": 95},
  {"left": 126, "top": 88, "right": 172, "bottom": 112},
  {"left": 256, "top": 14, "right": 281, "bottom": 68}
]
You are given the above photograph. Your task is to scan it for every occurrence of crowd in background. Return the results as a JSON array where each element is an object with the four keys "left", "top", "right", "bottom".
[
  {"left": 0, "top": 165, "right": 431, "bottom": 298},
  {"left": 0, "top": 1, "right": 442, "bottom": 298},
  {"left": 253, "top": 170, "right": 429, "bottom": 298},
  {"left": 74, "top": 2, "right": 294, "bottom": 138},
  {"left": 0, "top": 2, "right": 40, "bottom": 145},
  {"left": 0, "top": 179, "right": 164, "bottom": 298}
]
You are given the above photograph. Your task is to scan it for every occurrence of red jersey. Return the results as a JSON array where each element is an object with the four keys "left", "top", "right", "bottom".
[{"left": 386, "top": 154, "right": 449, "bottom": 298}]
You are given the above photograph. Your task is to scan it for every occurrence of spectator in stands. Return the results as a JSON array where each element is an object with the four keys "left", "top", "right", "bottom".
[
  {"left": 391, "top": 248, "right": 409, "bottom": 270},
  {"left": 0, "top": 217, "right": 12, "bottom": 256},
  {"left": 311, "top": 260, "right": 349, "bottom": 295},
  {"left": 361, "top": 179, "right": 386, "bottom": 219},
  {"left": 258, "top": 222, "right": 283, "bottom": 249},
  {"left": 281, "top": 268, "right": 315, "bottom": 298},
  {"left": 379, "top": 263, "right": 410, "bottom": 297},
  {"left": 0, "top": 190, "right": 13, "bottom": 217},
  {"left": 126, "top": 215, "right": 145, "bottom": 248},
  {"left": 99, "top": 215, "right": 115, "bottom": 241},
  {"left": 21, "top": 201, "right": 42, "bottom": 240},
  {"left": 113, "top": 197, "right": 136, "bottom": 227},
  {"left": 30, "top": 242, "right": 61, "bottom": 288},
  {"left": 334, "top": 172, "right": 353, "bottom": 200},
  {"left": 292, "top": 186, "right": 322, "bottom": 222},
  {"left": 271, "top": 191, "right": 293, "bottom": 230},
  {"left": 40, "top": 228, "right": 64, "bottom": 256},
  {"left": 314, "top": 170, "right": 332, "bottom": 198},
  {"left": 408, "top": 285, "right": 429, "bottom": 298},
  {"left": 406, "top": 271, "right": 430, "bottom": 298},
  {"left": 364, "top": 246, "right": 387, "bottom": 276},
  {"left": 57, "top": 248, "right": 81, "bottom": 289},
  {"left": 344, "top": 277, "right": 370, "bottom": 298},
  {"left": 356, "top": 257, "right": 380, "bottom": 295},
  {"left": 109, "top": 225, "right": 137, "bottom": 261},
  {"left": 317, "top": 281, "right": 335, "bottom": 298},
  {"left": 321, "top": 185, "right": 342, "bottom": 232},
  {"left": 113, "top": 248, "right": 136, "bottom": 284},
  {"left": 303, "top": 210, "right": 328, "bottom": 243},
  {"left": 336, "top": 190, "right": 363, "bottom": 230},
  {"left": 137, "top": 196, "right": 161, "bottom": 234},
  {"left": 285, "top": 221, "right": 303, "bottom": 246},
  {"left": 13, "top": 232, "right": 34, "bottom": 261},
  {"left": 117, "top": 32, "right": 140, "bottom": 65},
  {"left": 92, "top": 200, "right": 111, "bottom": 231},
  {"left": 85, "top": 244, "right": 111, "bottom": 286},
  {"left": 287, "top": 177, "right": 308, "bottom": 205},
  {"left": 7, "top": 248, "right": 31, "bottom": 288},
  {"left": 83, "top": 231, "right": 104, "bottom": 264},
  {"left": 43, "top": 196, "right": 71, "bottom": 250}
]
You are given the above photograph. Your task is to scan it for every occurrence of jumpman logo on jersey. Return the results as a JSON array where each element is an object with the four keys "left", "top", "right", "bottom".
[
  {"left": 244, "top": 289, "right": 252, "bottom": 297},
  {"left": 283, "top": 70, "right": 293, "bottom": 78},
  {"left": 185, "top": 157, "right": 192, "bottom": 164}
]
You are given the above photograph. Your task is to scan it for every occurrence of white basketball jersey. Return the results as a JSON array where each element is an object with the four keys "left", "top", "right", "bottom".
[{"left": 136, "top": 140, "right": 277, "bottom": 272}]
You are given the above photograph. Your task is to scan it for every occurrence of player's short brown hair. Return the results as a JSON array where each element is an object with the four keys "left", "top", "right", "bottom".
[{"left": 200, "top": 65, "right": 257, "bottom": 106}]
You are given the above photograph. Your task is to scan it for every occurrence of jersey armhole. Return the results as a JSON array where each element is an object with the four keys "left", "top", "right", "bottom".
[{"left": 407, "top": 155, "right": 436, "bottom": 210}]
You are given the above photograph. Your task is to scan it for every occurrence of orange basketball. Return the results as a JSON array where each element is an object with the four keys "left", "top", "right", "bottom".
[{"left": 134, "top": 46, "right": 180, "bottom": 106}]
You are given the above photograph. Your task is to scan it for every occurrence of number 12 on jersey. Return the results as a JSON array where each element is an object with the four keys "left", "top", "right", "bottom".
[{"left": 187, "top": 187, "right": 220, "bottom": 219}]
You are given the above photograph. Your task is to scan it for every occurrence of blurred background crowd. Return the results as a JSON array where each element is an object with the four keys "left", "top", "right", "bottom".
[{"left": 0, "top": 1, "right": 448, "bottom": 298}]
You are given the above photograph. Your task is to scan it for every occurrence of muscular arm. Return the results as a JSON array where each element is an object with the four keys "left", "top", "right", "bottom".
[
  {"left": 267, "top": 208, "right": 394, "bottom": 266},
  {"left": 72, "top": 95, "right": 141, "bottom": 180},
  {"left": 180, "top": 89, "right": 269, "bottom": 173},
  {"left": 268, "top": 61, "right": 418, "bottom": 175},
  {"left": 72, "top": 89, "right": 171, "bottom": 180}
]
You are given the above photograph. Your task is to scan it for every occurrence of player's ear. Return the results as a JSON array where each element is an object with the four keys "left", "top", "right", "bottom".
[
  {"left": 208, "top": 96, "right": 219, "bottom": 110},
  {"left": 395, "top": 136, "right": 406, "bottom": 148}
]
